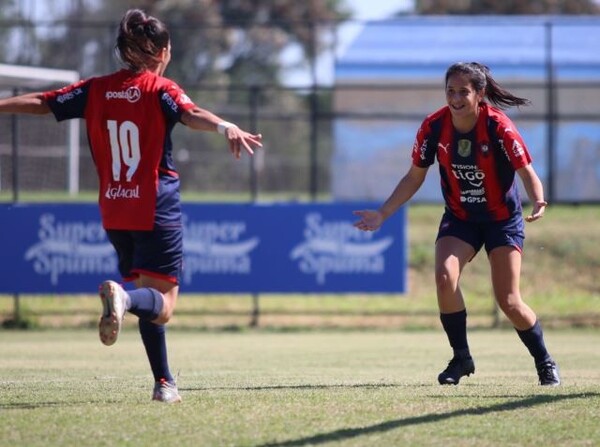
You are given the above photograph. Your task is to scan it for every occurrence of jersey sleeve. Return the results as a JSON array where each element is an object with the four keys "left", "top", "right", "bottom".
[
  {"left": 42, "top": 79, "right": 91, "bottom": 122},
  {"left": 159, "top": 81, "right": 197, "bottom": 123},
  {"left": 411, "top": 118, "right": 437, "bottom": 167},
  {"left": 496, "top": 117, "right": 532, "bottom": 170}
]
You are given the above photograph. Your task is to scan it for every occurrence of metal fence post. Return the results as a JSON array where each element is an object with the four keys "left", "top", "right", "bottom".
[
  {"left": 545, "top": 21, "right": 556, "bottom": 203},
  {"left": 11, "top": 88, "right": 19, "bottom": 203},
  {"left": 249, "top": 85, "right": 260, "bottom": 327},
  {"left": 11, "top": 88, "right": 20, "bottom": 324},
  {"left": 249, "top": 85, "right": 260, "bottom": 201},
  {"left": 309, "top": 21, "right": 319, "bottom": 200}
]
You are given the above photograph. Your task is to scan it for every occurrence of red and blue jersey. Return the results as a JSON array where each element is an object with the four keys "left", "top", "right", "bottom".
[
  {"left": 412, "top": 103, "right": 532, "bottom": 222},
  {"left": 43, "top": 69, "right": 197, "bottom": 230}
]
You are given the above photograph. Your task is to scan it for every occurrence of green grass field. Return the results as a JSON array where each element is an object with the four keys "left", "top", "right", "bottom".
[
  {"left": 1, "top": 329, "right": 599, "bottom": 446},
  {"left": 1, "top": 204, "right": 598, "bottom": 445}
]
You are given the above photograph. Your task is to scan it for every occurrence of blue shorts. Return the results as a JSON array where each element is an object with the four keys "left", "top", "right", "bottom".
[
  {"left": 106, "top": 227, "right": 183, "bottom": 284},
  {"left": 436, "top": 211, "right": 525, "bottom": 255}
]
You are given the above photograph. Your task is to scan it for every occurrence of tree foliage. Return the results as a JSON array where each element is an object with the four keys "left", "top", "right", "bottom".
[
  {"left": 0, "top": 0, "right": 34, "bottom": 65},
  {"left": 29, "top": 0, "right": 349, "bottom": 86},
  {"left": 415, "top": 0, "right": 600, "bottom": 14}
]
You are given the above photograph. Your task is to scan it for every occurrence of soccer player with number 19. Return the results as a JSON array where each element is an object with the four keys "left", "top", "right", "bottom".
[{"left": 0, "top": 9, "right": 262, "bottom": 402}]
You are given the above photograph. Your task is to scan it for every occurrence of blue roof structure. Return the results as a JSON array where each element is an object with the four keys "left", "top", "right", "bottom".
[
  {"left": 331, "top": 16, "right": 600, "bottom": 203},
  {"left": 336, "top": 16, "right": 600, "bottom": 81}
]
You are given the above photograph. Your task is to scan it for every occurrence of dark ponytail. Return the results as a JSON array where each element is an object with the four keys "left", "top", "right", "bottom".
[
  {"left": 115, "top": 9, "right": 170, "bottom": 72},
  {"left": 445, "top": 62, "right": 530, "bottom": 109}
]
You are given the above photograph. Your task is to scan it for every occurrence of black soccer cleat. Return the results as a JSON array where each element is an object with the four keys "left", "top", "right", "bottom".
[
  {"left": 536, "top": 360, "right": 561, "bottom": 386},
  {"left": 438, "top": 356, "right": 475, "bottom": 385}
]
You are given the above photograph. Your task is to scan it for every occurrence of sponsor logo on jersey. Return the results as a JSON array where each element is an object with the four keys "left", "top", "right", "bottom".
[
  {"left": 463, "top": 187, "right": 485, "bottom": 196},
  {"left": 416, "top": 138, "right": 428, "bottom": 160},
  {"left": 460, "top": 186, "right": 487, "bottom": 204},
  {"left": 451, "top": 163, "right": 485, "bottom": 187},
  {"left": 104, "top": 184, "right": 140, "bottom": 200},
  {"left": 105, "top": 86, "right": 142, "bottom": 103},
  {"left": 498, "top": 138, "right": 510, "bottom": 161},
  {"left": 161, "top": 92, "right": 179, "bottom": 113},
  {"left": 180, "top": 93, "right": 193, "bottom": 104},
  {"left": 56, "top": 87, "right": 83, "bottom": 104},
  {"left": 460, "top": 195, "right": 487, "bottom": 203},
  {"left": 512, "top": 140, "right": 525, "bottom": 157}
]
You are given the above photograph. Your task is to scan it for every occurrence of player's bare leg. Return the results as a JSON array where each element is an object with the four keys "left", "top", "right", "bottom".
[
  {"left": 490, "top": 246, "right": 560, "bottom": 385},
  {"left": 435, "top": 237, "right": 476, "bottom": 384}
]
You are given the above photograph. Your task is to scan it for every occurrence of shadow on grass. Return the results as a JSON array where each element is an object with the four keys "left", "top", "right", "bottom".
[
  {"left": 182, "top": 382, "right": 413, "bottom": 392},
  {"left": 0, "top": 400, "right": 119, "bottom": 410},
  {"left": 257, "top": 392, "right": 599, "bottom": 447}
]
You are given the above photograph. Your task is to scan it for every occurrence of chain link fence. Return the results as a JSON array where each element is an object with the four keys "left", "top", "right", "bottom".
[{"left": 1, "top": 17, "right": 599, "bottom": 203}]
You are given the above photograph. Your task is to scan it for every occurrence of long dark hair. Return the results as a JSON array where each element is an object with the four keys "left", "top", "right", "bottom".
[
  {"left": 445, "top": 62, "right": 530, "bottom": 109},
  {"left": 115, "top": 9, "right": 170, "bottom": 72}
]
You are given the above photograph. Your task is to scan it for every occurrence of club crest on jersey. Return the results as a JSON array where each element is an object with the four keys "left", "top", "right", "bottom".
[
  {"left": 457, "top": 139, "right": 471, "bottom": 157},
  {"left": 105, "top": 86, "right": 142, "bottom": 103}
]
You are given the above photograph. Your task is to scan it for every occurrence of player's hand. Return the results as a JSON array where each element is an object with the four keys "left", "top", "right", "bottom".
[
  {"left": 525, "top": 200, "right": 547, "bottom": 222},
  {"left": 353, "top": 210, "right": 384, "bottom": 232},
  {"left": 225, "top": 126, "right": 262, "bottom": 159}
]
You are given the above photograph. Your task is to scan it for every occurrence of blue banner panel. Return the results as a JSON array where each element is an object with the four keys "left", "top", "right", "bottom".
[
  {"left": 0, "top": 202, "right": 406, "bottom": 294},
  {"left": 1, "top": 203, "right": 113, "bottom": 294}
]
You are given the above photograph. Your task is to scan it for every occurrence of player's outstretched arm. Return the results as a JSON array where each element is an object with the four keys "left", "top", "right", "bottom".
[
  {"left": 181, "top": 106, "right": 262, "bottom": 159},
  {"left": 517, "top": 164, "right": 547, "bottom": 222},
  {"left": 354, "top": 164, "right": 428, "bottom": 232},
  {"left": 0, "top": 92, "right": 50, "bottom": 115},
  {"left": 353, "top": 209, "right": 385, "bottom": 232}
]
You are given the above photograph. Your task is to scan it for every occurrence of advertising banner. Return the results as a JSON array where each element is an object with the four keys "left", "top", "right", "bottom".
[{"left": 0, "top": 203, "right": 406, "bottom": 294}]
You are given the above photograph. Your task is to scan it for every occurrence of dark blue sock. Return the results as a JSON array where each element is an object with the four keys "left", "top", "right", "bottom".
[
  {"left": 516, "top": 320, "right": 552, "bottom": 365},
  {"left": 440, "top": 310, "right": 470, "bottom": 358},
  {"left": 138, "top": 319, "right": 173, "bottom": 383},
  {"left": 127, "top": 287, "right": 163, "bottom": 321}
]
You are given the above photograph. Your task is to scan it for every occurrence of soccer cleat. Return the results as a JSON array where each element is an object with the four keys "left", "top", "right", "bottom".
[
  {"left": 152, "top": 378, "right": 182, "bottom": 403},
  {"left": 98, "top": 280, "right": 127, "bottom": 346},
  {"left": 536, "top": 360, "right": 561, "bottom": 386},
  {"left": 438, "top": 356, "right": 475, "bottom": 385}
]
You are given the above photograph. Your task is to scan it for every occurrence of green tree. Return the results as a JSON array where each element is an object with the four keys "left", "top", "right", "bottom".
[
  {"left": 0, "top": 0, "right": 35, "bottom": 65},
  {"left": 12, "top": 1, "right": 351, "bottom": 197},
  {"left": 33, "top": 0, "right": 350, "bottom": 85}
]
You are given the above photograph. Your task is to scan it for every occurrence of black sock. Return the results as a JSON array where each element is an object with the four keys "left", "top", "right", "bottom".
[
  {"left": 440, "top": 310, "right": 470, "bottom": 358},
  {"left": 516, "top": 320, "right": 552, "bottom": 365},
  {"left": 127, "top": 288, "right": 164, "bottom": 321},
  {"left": 139, "top": 319, "right": 173, "bottom": 383}
]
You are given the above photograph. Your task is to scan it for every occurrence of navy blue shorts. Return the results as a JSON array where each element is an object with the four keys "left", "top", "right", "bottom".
[
  {"left": 436, "top": 211, "right": 525, "bottom": 255},
  {"left": 106, "top": 226, "right": 183, "bottom": 284}
]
